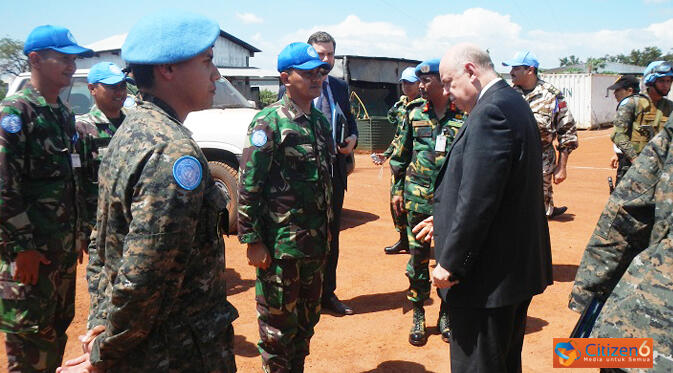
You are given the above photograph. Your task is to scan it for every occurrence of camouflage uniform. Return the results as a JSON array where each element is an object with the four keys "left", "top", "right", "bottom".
[
  {"left": 389, "top": 99, "right": 463, "bottom": 303},
  {"left": 238, "top": 94, "right": 334, "bottom": 373},
  {"left": 86, "top": 94, "right": 238, "bottom": 372},
  {"left": 0, "top": 84, "right": 83, "bottom": 372},
  {"left": 569, "top": 116, "right": 673, "bottom": 372},
  {"left": 382, "top": 95, "right": 415, "bottom": 234},
  {"left": 75, "top": 104, "right": 125, "bottom": 330},
  {"left": 610, "top": 93, "right": 673, "bottom": 185},
  {"left": 514, "top": 79, "right": 578, "bottom": 215}
]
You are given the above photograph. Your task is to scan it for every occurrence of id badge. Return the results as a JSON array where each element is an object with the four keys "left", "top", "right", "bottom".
[
  {"left": 71, "top": 153, "right": 81, "bottom": 168},
  {"left": 435, "top": 135, "right": 447, "bottom": 152}
]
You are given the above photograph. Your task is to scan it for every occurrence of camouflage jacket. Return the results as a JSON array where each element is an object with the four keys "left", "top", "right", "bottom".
[
  {"left": 0, "top": 83, "right": 82, "bottom": 258},
  {"left": 515, "top": 80, "right": 578, "bottom": 173},
  {"left": 610, "top": 93, "right": 673, "bottom": 161},
  {"left": 389, "top": 99, "right": 463, "bottom": 215},
  {"left": 75, "top": 105, "right": 125, "bottom": 236},
  {"left": 87, "top": 95, "right": 238, "bottom": 371},
  {"left": 569, "top": 116, "right": 673, "bottom": 371},
  {"left": 238, "top": 94, "right": 334, "bottom": 259},
  {"left": 382, "top": 95, "right": 417, "bottom": 158}
]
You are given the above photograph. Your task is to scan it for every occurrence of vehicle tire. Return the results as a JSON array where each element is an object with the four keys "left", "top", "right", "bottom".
[{"left": 208, "top": 161, "right": 238, "bottom": 234}]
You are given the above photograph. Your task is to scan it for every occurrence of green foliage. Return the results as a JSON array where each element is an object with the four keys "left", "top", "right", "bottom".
[
  {"left": 0, "top": 81, "right": 6, "bottom": 99},
  {"left": 0, "top": 37, "right": 28, "bottom": 77},
  {"left": 558, "top": 46, "right": 673, "bottom": 71},
  {"left": 259, "top": 89, "right": 276, "bottom": 108}
]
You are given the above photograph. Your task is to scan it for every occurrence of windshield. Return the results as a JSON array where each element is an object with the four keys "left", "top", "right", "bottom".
[{"left": 213, "top": 78, "right": 255, "bottom": 109}]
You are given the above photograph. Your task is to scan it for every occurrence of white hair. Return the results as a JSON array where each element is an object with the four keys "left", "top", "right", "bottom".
[{"left": 442, "top": 43, "right": 494, "bottom": 72}]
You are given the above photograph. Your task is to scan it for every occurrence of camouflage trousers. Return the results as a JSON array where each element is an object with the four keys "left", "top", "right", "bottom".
[
  {"left": 405, "top": 211, "right": 431, "bottom": 303},
  {"left": 542, "top": 172, "right": 555, "bottom": 216},
  {"left": 1, "top": 255, "right": 76, "bottom": 373},
  {"left": 614, "top": 154, "right": 631, "bottom": 187},
  {"left": 390, "top": 174, "right": 407, "bottom": 233},
  {"left": 256, "top": 257, "right": 325, "bottom": 373}
]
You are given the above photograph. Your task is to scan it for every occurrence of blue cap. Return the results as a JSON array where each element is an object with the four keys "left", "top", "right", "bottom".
[
  {"left": 414, "top": 59, "right": 440, "bottom": 76},
  {"left": 122, "top": 10, "right": 220, "bottom": 64},
  {"left": 643, "top": 61, "right": 673, "bottom": 85},
  {"left": 23, "top": 25, "right": 93, "bottom": 57},
  {"left": 277, "top": 42, "right": 330, "bottom": 72},
  {"left": 502, "top": 50, "right": 539, "bottom": 68},
  {"left": 87, "top": 62, "right": 130, "bottom": 84},
  {"left": 399, "top": 67, "right": 419, "bottom": 82}
]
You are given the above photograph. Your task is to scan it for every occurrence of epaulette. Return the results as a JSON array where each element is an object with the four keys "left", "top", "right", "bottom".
[{"left": 406, "top": 97, "right": 426, "bottom": 109}]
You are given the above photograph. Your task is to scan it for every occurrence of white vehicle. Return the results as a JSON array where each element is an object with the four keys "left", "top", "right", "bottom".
[{"left": 6, "top": 70, "right": 258, "bottom": 233}]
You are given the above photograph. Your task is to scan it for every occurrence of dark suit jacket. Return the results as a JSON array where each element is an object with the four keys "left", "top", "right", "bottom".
[
  {"left": 433, "top": 79, "right": 552, "bottom": 309},
  {"left": 278, "top": 76, "right": 358, "bottom": 189}
]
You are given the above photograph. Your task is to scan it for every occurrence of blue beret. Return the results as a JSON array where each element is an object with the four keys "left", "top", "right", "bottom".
[
  {"left": 122, "top": 10, "right": 220, "bottom": 64},
  {"left": 415, "top": 58, "right": 440, "bottom": 76},
  {"left": 277, "top": 42, "right": 330, "bottom": 72}
]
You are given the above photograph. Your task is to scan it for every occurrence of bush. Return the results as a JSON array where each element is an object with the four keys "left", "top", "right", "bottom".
[{"left": 259, "top": 89, "right": 277, "bottom": 108}]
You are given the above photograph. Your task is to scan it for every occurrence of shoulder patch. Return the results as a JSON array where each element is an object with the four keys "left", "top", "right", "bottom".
[
  {"left": 251, "top": 129, "right": 268, "bottom": 147},
  {"left": 0, "top": 114, "right": 22, "bottom": 134},
  {"left": 123, "top": 96, "right": 136, "bottom": 108},
  {"left": 172, "top": 155, "right": 202, "bottom": 191}
]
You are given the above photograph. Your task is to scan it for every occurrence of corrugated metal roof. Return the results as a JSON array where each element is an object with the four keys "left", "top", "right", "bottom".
[
  {"left": 85, "top": 30, "right": 260, "bottom": 54},
  {"left": 544, "top": 62, "right": 645, "bottom": 74}
]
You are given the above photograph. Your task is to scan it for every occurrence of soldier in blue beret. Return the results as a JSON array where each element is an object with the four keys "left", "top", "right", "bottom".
[
  {"left": 57, "top": 10, "right": 238, "bottom": 373},
  {"left": 0, "top": 24, "right": 91, "bottom": 373}
]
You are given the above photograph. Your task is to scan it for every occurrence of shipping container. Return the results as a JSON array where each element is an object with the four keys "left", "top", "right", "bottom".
[{"left": 539, "top": 73, "right": 621, "bottom": 130}]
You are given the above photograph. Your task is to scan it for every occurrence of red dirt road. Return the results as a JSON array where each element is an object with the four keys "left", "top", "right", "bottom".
[{"left": 1, "top": 129, "right": 616, "bottom": 372}]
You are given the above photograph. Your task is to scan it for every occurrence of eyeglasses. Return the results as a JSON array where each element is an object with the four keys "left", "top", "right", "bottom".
[{"left": 653, "top": 62, "right": 672, "bottom": 74}]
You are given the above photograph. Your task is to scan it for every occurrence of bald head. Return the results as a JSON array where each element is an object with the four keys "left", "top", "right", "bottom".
[{"left": 439, "top": 43, "right": 498, "bottom": 112}]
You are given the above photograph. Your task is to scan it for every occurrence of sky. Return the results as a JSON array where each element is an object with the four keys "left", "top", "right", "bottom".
[{"left": 4, "top": 0, "right": 673, "bottom": 73}]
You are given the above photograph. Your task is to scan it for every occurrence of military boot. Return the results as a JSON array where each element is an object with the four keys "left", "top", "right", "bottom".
[
  {"left": 290, "top": 357, "right": 305, "bottom": 373},
  {"left": 409, "top": 302, "right": 427, "bottom": 346},
  {"left": 384, "top": 231, "right": 409, "bottom": 254},
  {"left": 438, "top": 310, "right": 451, "bottom": 343}
]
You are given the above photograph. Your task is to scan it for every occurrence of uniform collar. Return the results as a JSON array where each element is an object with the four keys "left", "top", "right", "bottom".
[
  {"left": 281, "top": 93, "right": 314, "bottom": 121},
  {"left": 21, "top": 82, "right": 68, "bottom": 111}
]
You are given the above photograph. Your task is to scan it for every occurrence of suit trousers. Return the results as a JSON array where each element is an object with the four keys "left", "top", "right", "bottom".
[
  {"left": 323, "top": 172, "right": 345, "bottom": 300},
  {"left": 448, "top": 298, "right": 531, "bottom": 373}
]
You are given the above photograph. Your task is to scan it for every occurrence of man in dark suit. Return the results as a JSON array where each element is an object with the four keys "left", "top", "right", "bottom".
[
  {"left": 413, "top": 43, "right": 552, "bottom": 372},
  {"left": 279, "top": 31, "right": 358, "bottom": 315}
]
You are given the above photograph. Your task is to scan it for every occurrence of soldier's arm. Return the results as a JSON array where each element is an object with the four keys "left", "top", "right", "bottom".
[
  {"left": 88, "top": 140, "right": 206, "bottom": 368},
  {"left": 569, "top": 125, "right": 669, "bottom": 313},
  {"left": 86, "top": 228, "right": 107, "bottom": 330},
  {"left": 610, "top": 98, "right": 638, "bottom": 161},
  {"left": 382, "top": 105, "right": 399, "bottom": 158},
  {"left": 389, "top": 111, "right": 413, "bottom": 196},
  {"left": 554, "top": 95, "right": 578, "bottom": 153},
  {"left": 0, "top": 104, "right": 37, "bottom": 256},
  {"left": 237, "top": 112, "right": 275, "bottom": 244}
]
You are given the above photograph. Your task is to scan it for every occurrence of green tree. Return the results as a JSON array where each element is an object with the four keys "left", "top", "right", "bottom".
[
  {"left": 559, "top": 55, "right": 581, "bottom": 67},
  {"left": 259, "top": 89, "right": 276, "bottom": 108},
  {"left": 0, "top": 37, "right": 28, "bottom": 77}
]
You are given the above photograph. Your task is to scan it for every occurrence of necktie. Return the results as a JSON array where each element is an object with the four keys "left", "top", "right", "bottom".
[{"left": 321, "top": 80, "right": 332, "bottom": 125}]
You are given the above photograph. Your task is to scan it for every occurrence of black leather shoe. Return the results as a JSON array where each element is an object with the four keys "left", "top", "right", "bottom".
[
  {"left": 384, "top": 239, "right": 409, "bottom": 254},
  {"left": 438, "top": 311, "right": 451, "bottom": 343},
  {"left": 409, "top": 305, "right": 427, "bottom": 346},
  {"left": 322, "top": 296, "right": 354, "bottom": 315},
  {"left": 548, "top": 206, "right": 568, "bottom": 219}
]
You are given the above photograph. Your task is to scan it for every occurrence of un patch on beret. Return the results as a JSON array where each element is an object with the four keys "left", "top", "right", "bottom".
[{"left": 122, "top": 10, "right": 220, "bottom": 64}]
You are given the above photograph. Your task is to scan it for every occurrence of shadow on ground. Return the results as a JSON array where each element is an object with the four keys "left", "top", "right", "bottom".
[
  {"left": 340, "top": 208, "right": 379, "bottom": 230},
  {"left": 550, "top": 213, "right": 576, "bottom": 222},
  {"left": 234, "top": 334, "right": 259, "bottom": 358},
  {"left": 225, "top": 268, "right": 255, "bottom": 296},
  {"left": 322, "top": 290, "right": 435, "bottom": 316},
  {"left": 360, "top": 360, "right": 439, "bottom": 373},
  {"left": 553, "top": 264, "right": 579, "bottom": 283},
  {"left": 525, "top": 316, "right": 549, "bottom": 334}
]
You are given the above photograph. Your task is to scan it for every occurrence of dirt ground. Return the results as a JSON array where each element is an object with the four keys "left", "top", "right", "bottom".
[{"left": 1, "top": 128, "right": 617, "bottom": 372}]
